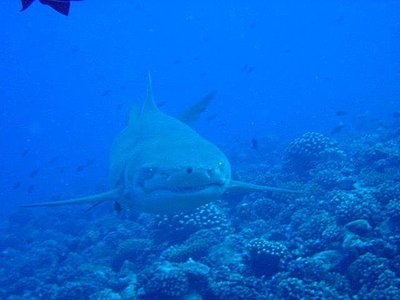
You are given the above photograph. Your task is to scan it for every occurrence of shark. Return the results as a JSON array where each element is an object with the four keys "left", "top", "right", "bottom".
[{"left": 23, "top": 76, "right": 298, "bottom": 214}]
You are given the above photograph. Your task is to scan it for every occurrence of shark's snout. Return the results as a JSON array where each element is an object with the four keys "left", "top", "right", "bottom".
[{"left": 166, "top": 167, "right": 225, "bottom": 187}]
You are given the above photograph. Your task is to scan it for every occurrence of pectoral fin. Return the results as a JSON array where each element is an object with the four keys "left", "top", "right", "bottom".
[
  {"left": 226, "top": 180, "right": 302, "bottom": 194},
  {"left": 22, "top": 188, "right": 122, "bottom": 208}
]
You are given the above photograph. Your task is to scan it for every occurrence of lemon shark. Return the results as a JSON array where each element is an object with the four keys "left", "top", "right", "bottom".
[{"left": 23, "top": 77, "right": 298, "bottom": 214}]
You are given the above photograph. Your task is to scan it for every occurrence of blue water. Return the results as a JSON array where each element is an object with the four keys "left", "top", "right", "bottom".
[{"left": 1, "top": 1, "right": 400, "bottom": 299}]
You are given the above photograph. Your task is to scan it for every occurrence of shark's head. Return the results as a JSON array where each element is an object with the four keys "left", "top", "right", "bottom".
[{"left": 122, "top": 137, "right": 231, "bottom": 214}]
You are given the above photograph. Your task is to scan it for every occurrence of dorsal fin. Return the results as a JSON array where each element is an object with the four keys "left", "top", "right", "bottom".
[{"left": 141, "top": 73, "right": 159, "bottom": 114}]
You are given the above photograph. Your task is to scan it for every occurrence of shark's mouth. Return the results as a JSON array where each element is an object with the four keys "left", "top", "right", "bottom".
[
  {"left": 141, "top": 182, "right": 224, "bottom": 195},
  {"left": 135, "top": 166, "right": 226, "bottom": 195},
  {"left": 148, "top": 183, "right": 224, "bottom": 194}
]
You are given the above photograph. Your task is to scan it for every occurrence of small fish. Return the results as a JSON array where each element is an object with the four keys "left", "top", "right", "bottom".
[
  {"left": 331, "top": 123, "right": 345, "bottom": 134},
  {"left": 20, "top": 0, "right": 83, "bottom": 16},
  {"left": 101, "top": 90, "right": 111, "bottom": 97},
  {"left": 114, "top": 201, "right": 122, "bottom": 214},
  {"left": 48, "top": 156, "right": 59, "bottom": 165},
  {"left": 75, "top": 159, "right": 95, "bottom": 172},
  {"left": 335, "top": 110, "right": 347, "bottom": 116},
  {"left": 116, "top": 103, "right": 124, "bottom": 111},
  {"left": 76, "top": 165, "right": 85, "bottom": 173},
  {"left": 241, "top": 65, "right": 256, "bottom": 74},
  {"left": 249, "top": 20, "right": 258, "bottom": 29},
  {"left": 71, "top": 46, "right": 80, "bottom": 54},
  {"left": 251, "top": 138, "right": 259, "bottom": 151},
  {"left": 21, "top": 148, "right": 30, "bottom": 158},
  {"left": 335, "top": 15, "right": 345, "bottom": 24},
  {"left": 12, "top": 182, "right": 21, "bottom": 190},
  {"left": 85, "top": 158, "right": 95, "bottom": 167},
  {"left": 30, "top": 168, "right": 40, "bottom": 178},
  {"left": 27, "top": 185, "right": 35, "bottom": 194}
]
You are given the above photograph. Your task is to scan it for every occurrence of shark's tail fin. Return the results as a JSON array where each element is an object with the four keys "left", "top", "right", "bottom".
[{"left": 22, "top": 189, "right": 121, "bottom": 208}]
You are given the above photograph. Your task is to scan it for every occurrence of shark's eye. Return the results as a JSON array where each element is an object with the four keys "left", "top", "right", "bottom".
[{"left": 186, "top": 167, "right": 193, "bottom": 174}]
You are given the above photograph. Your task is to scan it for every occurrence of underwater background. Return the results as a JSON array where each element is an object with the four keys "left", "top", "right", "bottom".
[{"left": 1, "top": 0, "right": 400, "bottom": 299}]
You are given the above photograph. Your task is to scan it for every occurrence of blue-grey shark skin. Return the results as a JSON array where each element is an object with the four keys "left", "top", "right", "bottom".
[
  {"left": 23, "top": 77, "right": 299, "bottom": 214},
  {"left": 108, "top": 80, "right": 231, "bottom": 213}
]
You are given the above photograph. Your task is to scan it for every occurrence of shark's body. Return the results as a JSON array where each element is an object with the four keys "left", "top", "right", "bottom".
[{"left": 24, "top": 77, "right": 298, "bottom": 214}]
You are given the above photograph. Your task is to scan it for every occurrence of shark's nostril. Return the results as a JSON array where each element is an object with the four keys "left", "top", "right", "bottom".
[{"left": 207, "top": 168, "right": 213, "bottom": 177}]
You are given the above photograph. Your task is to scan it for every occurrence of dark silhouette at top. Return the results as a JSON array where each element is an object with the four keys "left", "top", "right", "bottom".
[{"left": 21, "top": 0, "right": 83, "bottom": 16}]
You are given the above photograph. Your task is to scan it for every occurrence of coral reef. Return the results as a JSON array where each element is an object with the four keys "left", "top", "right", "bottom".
[
  {"left": 283, "top": 132, "right": 345, "bottom": 176},
  {"left": 246, "top": 238, "right": 289, "bottom": 276},
  {"left": 2, "top": 123, "right": 400, "bottom": 299}
]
